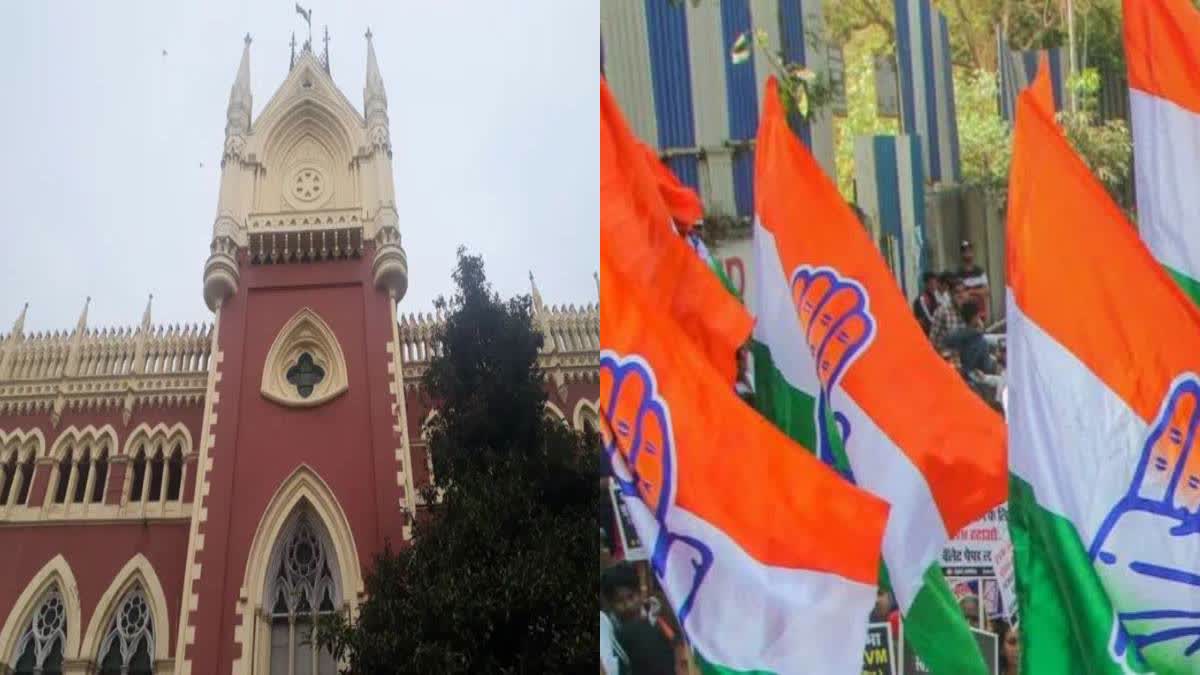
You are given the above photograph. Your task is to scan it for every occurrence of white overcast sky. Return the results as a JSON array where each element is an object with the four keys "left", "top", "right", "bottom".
[{"left": 0, "top": 1, "right": 598, "bottom": 334}]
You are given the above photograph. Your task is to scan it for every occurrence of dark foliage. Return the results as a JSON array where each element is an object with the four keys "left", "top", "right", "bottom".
[{"left": 318, "top": 248, "right": 600, "bottom": 673}]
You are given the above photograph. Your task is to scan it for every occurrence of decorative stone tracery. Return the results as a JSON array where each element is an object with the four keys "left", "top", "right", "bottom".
[
  {"left": 11, "top": 588, "right": 66, "bottom": 673},
  {"left": 96, "top": 587, "right": 154, "bottom": 673},
  {"left": 260, "top": 308, "right": 348, "bottom": 408}
]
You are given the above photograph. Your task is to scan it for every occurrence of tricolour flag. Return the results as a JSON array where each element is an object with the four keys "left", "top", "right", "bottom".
[
  {"left": 602, "top": 78, "right": 754, "bottom": 385},
  {"left": 1007, "top": 57, "right": 1200, "bottom": 673},
  {"left": 599, "top": 227, "right": 890, "bottom": 675},
  {"left": 752, "top": 76, "right": 1005, "bottom": 675},
  {"left": 1125, "top": 0, "right": 1200, "bottom": 306}
]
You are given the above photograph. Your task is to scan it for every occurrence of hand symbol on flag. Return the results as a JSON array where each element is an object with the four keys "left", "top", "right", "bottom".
[
  {"left": 790, "top": 266, "right": 876, "bottom": 474},
  {"left": 600, "top": 352, "right": 713, "bottom": 625},
  {"left": 1090, "top": 376, "right": 1200, "bottom": 669}
]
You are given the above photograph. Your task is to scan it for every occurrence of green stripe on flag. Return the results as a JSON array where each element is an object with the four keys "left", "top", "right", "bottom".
[
  {"left": 1008, "top": 473, "right": 1149, "bottom": 674},
  {"left": 750, "top": 340, "right": 819, "bottom": 450},
  {"left": 1164, "top": 264, "right": 1200, "bottom": 309},
  {"left": 904, "top": 563, "right": 988, "bottom": 675},
  {"left": 751, "top": 340, "right": 985, "bottom": 675},
  {"left": 709, "top": 254, "right": 741, "bottom": 298}
]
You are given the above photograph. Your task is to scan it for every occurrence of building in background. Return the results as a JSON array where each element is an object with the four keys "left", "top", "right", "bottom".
[
  {"left": 0, "top": 30, "right": 597, "bottom": 675},
  {"left": 602, "top": 0, "right": 975, "bottom": 308},
  {"left": 602, "top": 0, "right": 839, "bottom": 310}
]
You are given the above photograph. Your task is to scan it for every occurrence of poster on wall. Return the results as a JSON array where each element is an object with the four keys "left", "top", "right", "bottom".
[
  {"left": 609, "top": 479, "right": 647, "bottom": 561},
  {"left": 943, "top": 504, "right": 1013, "bottom": 624}
]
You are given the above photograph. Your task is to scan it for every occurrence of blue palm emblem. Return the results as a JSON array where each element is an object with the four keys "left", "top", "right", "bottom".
[
  {"left": 790, "top": 266, "right": 877, "bottom": 479},
  {"left": 600, "top": 352, "right": 714, "bottom": 626},
  {"left": 1089, "top": 375, "right": 1200, "bottom": 669}
]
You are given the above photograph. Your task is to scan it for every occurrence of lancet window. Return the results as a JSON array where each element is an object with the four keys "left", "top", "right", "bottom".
[
  {"left": 266, "top": 509, "right": 340, "bottom": 675},
  {"left": 96, "top": 587, "right": 154, "bottom": 675},
  {"left": 10, "top": 587, "right": 66, "bottom": 675}
]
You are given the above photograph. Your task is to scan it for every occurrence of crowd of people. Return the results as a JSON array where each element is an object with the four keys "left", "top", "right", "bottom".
[{"left": 912, "top": 240, "right": 1006, "bottom": 411}]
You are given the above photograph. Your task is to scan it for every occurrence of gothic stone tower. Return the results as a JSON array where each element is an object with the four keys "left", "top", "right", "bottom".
[
  {"left": 182, "top": 33, "right": 413, "bottom": 674},
  {"left": 0, "top": 30, "right": 598, "bottom": 675}
]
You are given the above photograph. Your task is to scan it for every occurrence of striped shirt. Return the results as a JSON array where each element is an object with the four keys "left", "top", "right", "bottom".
[{"left": 930, "top": 303, "right": 966, "bottom": 350}]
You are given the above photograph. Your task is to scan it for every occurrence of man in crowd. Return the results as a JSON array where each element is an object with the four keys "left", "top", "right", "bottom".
[
  {"left": 944, "top": 301, "right": 1005, "bottom": 408},
  {"left": 943, "top": 301, "right": 998, "bottom": 378},
  {"left": 936, "top": 271, "right": 955, "bottom": 308},
  {"left": 960, "top": 593, "right": 982, "bottom": 629},
  {"left": 912, "top": 272, "right": 940, "bottom": 335},
  {"left": 600, "top": 563, "right": 678, "bottom": 675},
  {"left": 929, "top": 277, "right": 968, "bottom": 350},
  {"left": 958, "top": 240, "right": 990, "bottom": 321}
]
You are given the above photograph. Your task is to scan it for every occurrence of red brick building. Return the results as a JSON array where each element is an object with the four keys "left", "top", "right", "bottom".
[{"left": 0, "top": 34, "right": 598, "bottom": 675}]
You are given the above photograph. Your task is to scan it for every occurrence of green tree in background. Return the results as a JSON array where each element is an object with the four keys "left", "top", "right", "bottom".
[
  {"left": 954, "top": 69, "right": 1011, "bottom": 195},
  {"left": 824, "top": 0, "right": 1125, "bottom": 74},
  {"left": 317, "top": 249, "right": 599, "bottom": 673},
  {"left": 832, "top": 26, "right": 900, "bottom": 198},
  {"left": 825, "top": 0, "right": 1131, "bottom": 207}
]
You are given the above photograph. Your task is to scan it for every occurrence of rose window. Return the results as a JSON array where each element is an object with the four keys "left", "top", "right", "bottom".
[{"left": 292, "top": 169, "right": 323, "bottom": 202}]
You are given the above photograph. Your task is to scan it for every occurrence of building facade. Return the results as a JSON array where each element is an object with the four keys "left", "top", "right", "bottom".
[{"left": 0, "top": 34, "right": 598, "bottom": 675}]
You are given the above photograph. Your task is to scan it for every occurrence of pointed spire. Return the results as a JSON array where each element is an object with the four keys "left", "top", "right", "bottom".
[
  {"left": 227, "top": 35, "right": 253, "bottom": 137},
  {"left": 593, "top": 271, "right": 599, "bottom": 296},
  {"left": 74, "top": 297, "right": 90, "bottom": 335},
  {"left": 322, "top": 25, "right": 331, "bottom": 73},
  {"left": 529, "top": 271, "right": 545, "bottom": 313},
  {"left": 11, "top": 303, "right": 27, "bottom": 338},
  {"left": 364, "top": 27, "right": 387, "bottom": 109},
  {"left": 141, "top": 294, "right": 153, "bottom": 330}
]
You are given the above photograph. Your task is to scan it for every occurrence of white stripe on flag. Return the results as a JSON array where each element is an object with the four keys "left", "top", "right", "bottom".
[
  {"left": 1130, "top": 89, "right": 1200, "bottom": 283},
  {"left": 1006, "top": 289, "right": 1148, "bottom": 530},
  {"left": 754, "top": 219, "right": 946, "bottom": 612},
  {"left": 622, "top": 471, "right": 876, "bottom": 675}
]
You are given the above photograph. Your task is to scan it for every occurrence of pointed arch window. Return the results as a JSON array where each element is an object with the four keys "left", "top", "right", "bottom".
[
  {"left": 92, "top": 449, "right": 109, "bottom": 503},
  {"left": 148, "top": 452, "right": 164, "bottom": 504},
  {"left": 126, "top": 437, "right": 187, "bottom": 508},
  {"left": 129, "top": 448, "right": 146, "bottom": 504},
  {"left": 15, "top": 455, "right": 33, "bottom": 506},
  {"left": 73, "top": 450, "right": 92, "bottom": 503},
  {"left": 166, "top": 449, "right": 183, "bottom": 501},
  {"left": 96, "top": 587, "right": 154, "bottom": 675},
  {"left": 266, "top": 510, "right": 340, "bottom": 675},
  {"left": 53, "top": 455, "right": 71, "bottom": 504},
  {"left": 0, "top": 453, "right": 16, "bottom": 505},
  {"left": 10, "top": 587, "right": 66, "bottom": 675}
]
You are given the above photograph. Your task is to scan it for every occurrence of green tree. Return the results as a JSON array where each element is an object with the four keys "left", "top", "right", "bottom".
[
  {"left": 824, "top": 0, "right": 1125, "bottom": 73},
  {"left": 317, "top": 248, "right": 600, "bottom": 673},
  {"left": 954, "top": 68, "right": 1011, "bottom": 195},
  {"left": 833, "top": 25, "right": 900, "bottom": 198},
  {"left": 1059, "top": 68, "right": 1133, "bottom": 204}
]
